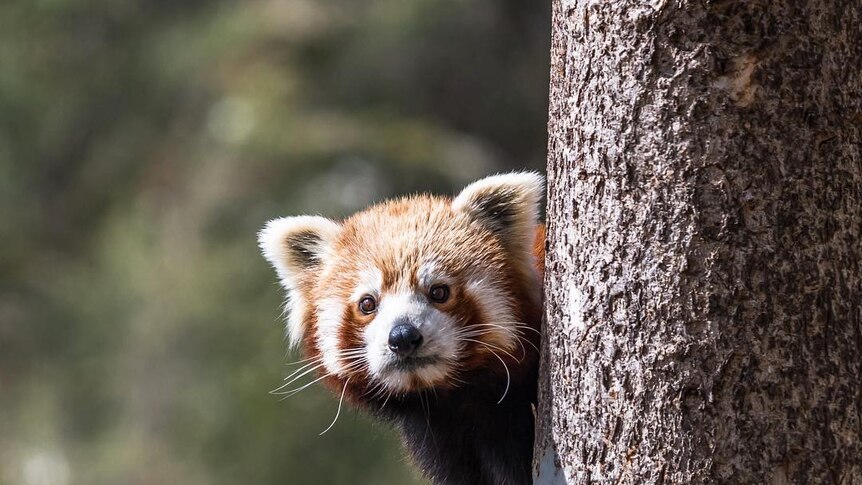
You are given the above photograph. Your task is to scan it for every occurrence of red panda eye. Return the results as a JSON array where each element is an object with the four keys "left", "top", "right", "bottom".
[
  {"left": 429, "top": 285, "right": 450, "bottom": 303},
  {"left": 358, "top": 295, "right": 377, "bottom": 314}
]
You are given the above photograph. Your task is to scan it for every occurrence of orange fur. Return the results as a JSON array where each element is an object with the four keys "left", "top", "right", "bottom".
[
  {"left": 534, "top": 224, "right": 546, "bottom": 278},
  {"left": 300, "top": 194, "right": 543, "bottom": 401},
  {"left": 259, "top": 172, "right": 545, "bottom": 485}
]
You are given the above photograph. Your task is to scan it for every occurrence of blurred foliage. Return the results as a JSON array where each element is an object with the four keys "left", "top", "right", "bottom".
[{"left": 0, "top": 0, "right": 549, "bottom": 483}]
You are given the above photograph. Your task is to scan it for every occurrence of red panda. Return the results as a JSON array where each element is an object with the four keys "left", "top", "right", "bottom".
[{"left": 259, "top": 172, "right": 545, "bottom": 485}]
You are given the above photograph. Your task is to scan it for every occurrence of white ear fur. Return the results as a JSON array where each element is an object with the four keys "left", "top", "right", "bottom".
[
  {"left": 258, "top": 215, "right": 341, "bottom": 346},
  {"left": 452, "top": 171, "right": 544, "bottom": 253}
]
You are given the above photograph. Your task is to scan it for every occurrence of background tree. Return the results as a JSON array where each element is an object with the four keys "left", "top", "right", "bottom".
[{"left": 535, "top": 1, "right": 861, "bottom": 483}]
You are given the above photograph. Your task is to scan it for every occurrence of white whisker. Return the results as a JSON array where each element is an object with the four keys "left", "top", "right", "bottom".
[
  {"left": 274, "top": 359, "right": 366, "bottom": 398},
  {"left": 486, "top": 347, "right": 510, "bottom": 404},
  {"left": 455, "top": 321, "right": 540, "bottom": 355},
  {"left": 273, "top": 348, "right": 367, "bottom": 394},
  {"left": 380, "top": 390, "right": 392, "bottom": 411},
  {"left": 493, "top": 321, "right": 542, "bottom": 335},
  {"left": 319, "top": 377, "right": 350, "bottom": 435},
  {"left": 271, "top": 362, "right": 329, "bottom": 394},
  {"left": 285, "top": 348, "right": 367, "bottom": 367},
  {"left": 276, "top": 373, "right": 332, "bottom": 400},
  {"left": 460, "top": 338, "right": 521, "bottom": 363}
]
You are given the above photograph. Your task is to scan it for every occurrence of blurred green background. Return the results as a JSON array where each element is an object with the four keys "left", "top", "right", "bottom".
[{"left": 0, "top": 0, "right": 549, "bottom": 483}]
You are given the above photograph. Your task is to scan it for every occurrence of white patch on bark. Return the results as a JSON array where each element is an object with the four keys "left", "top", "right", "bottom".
[
  {"left": 534, "top": 443, "right": 568, "bottom": 485},
  {"left": 568, "top": 285, "right": 585, "bottom": 333},
  {"left": 713, "top": 54, "right": 759, "bottom": 107}
]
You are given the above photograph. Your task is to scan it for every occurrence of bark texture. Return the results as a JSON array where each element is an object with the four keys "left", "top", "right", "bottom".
[{"left": 534, "top": 1, "right": 862, "bottom": 483}]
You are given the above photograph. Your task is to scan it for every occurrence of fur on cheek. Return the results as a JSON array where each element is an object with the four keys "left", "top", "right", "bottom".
[
  {"left": 315, "top": 297, "right": 350, "bottom": 376},
  {"left": 462, "top": 275, "right": 518, "bottom": 353}
]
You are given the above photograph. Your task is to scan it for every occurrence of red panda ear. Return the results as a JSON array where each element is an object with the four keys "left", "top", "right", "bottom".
[
  {"left": 258, "top": 215, "right": 340, "bottom": 280},
  {"left": 258, "top": 216, "right": 340, "bottom": 346},
  {"left": 452, "top": 171, "right": 544, "bottom": 253}
]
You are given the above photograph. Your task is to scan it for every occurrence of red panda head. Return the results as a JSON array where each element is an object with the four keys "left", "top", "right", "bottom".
[{"left": 259, "top": 172, "right": 543, "bottom": 401}]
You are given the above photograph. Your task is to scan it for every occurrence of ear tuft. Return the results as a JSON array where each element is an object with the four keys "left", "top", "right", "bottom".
[{"left": 452, "top": 171, "right": 544, "bottom": 250}]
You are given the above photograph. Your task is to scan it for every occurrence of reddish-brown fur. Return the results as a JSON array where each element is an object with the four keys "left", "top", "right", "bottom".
[
  {"left": 260, "top": 173, "right": 546, "bottom": 485},
  {"left": 294, "top": 196, "right": 544, "bottom": 406}
]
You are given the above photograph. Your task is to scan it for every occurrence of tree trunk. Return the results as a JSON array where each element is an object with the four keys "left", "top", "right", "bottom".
[{"left": 534, "top": 1, "right": 862, "bottom": 483}]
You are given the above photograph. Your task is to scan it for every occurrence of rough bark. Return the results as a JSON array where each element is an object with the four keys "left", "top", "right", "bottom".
[{"left": 534, "top": 1, "right": 862, "bottom": 484}]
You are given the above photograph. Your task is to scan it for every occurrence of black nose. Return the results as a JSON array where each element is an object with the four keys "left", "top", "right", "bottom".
[{"left": 388, "top": 323, "right": 423, "bottom": 357}]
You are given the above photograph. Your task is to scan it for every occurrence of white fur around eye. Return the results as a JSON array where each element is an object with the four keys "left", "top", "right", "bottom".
[
  {"left": 350, "top": 267, "right": 383, "bottom": 301},
  {"left": 363, "top": 292, "right": 459, "bottom": 392},
  {"left": 417, "top": 261, "right": 455, "bottom": 290}
]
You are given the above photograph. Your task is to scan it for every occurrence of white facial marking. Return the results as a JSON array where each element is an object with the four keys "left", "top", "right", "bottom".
[
  {"left": 418, "top": 261, "right": 448, "bottom": 288},
  {"left": 364, "top": 291, "right": 458, "bottom": 392},
  {"left": 314, "top": 267, "right": 384, "bottom": 377},
  {"left": 464, "top": 274, "right": 518, "bottom": 352},
  {"left": 351, "top": 267, "right": 383, "bottom": 301},
  {"left": 284, "top": 294, "right": 307, "bottom": 347},
  {"left": 316, "top": 296, "right": 347, "bottom": 375}
]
